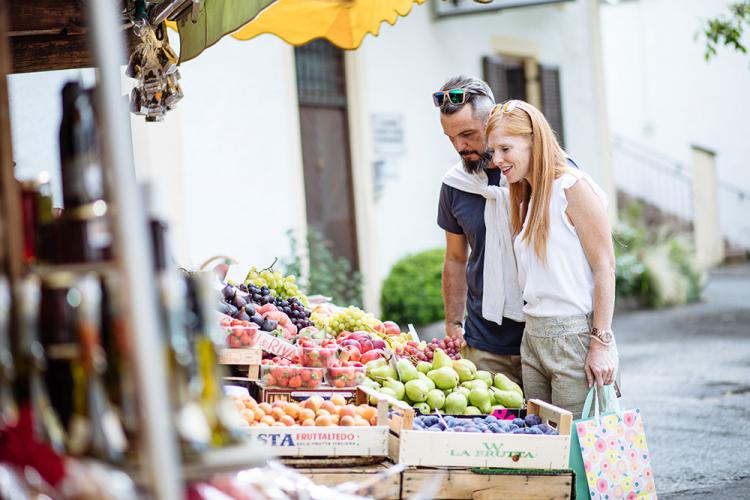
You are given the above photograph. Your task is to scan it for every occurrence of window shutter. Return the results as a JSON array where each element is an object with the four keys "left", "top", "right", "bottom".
[
  {"left": 482, "top": 55, "right": 527, "bottom": 103},
  {"left": 539, "top": 64, "right": 565, "bottom": 148}
]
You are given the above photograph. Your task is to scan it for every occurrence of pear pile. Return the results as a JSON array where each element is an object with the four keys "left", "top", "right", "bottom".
[{"left": 362, "top": 348, "right": 524, "bottom": 415}]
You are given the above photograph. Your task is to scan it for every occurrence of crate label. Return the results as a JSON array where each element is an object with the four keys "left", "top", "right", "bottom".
[
  {"left": 243, "top": 426, "right": 387, "bottom": 457},
  {"left": 219, "top": 348, "right": 261, "bottom": 365},
  {"left": 256, "top": 331, "right": 301, "bottom": 359},
  {"left": 449, "top": 442, "right": 536, "bottom": 459}
]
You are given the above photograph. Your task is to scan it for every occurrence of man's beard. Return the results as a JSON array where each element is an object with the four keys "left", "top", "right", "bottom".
[{"left": 460, "top": 150, "right": 492, "bottom": 174}]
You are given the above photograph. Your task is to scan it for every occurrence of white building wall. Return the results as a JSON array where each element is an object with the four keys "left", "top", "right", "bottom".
[{"left": 601, "top": 0, "right": 750, "bottom": 249}]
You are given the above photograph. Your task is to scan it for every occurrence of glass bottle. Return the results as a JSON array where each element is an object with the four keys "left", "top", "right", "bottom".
[{"left": 67, "top": 274, "right": 127, "bottom": 463}]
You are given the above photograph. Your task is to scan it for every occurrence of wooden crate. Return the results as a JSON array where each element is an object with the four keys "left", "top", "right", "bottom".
[
  {"left": 219, "top": 348, "right": 261, "bottom": 380},
  {"left": 252, "top": 383, "right": 359, "bottom": 404},
  {"left": 240, "top": 389, "right": 390, "bottom": 458},
  {"left": 401, "top": 467, "right": 573, "bottom": 500},
  {"left": 283, "top": 459, "right": 402, "bottom": 500},
  {"left": 358, "top": 386, "right": 573, "bottom": 470}
]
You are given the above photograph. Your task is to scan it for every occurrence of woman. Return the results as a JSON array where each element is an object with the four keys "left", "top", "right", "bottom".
[{"left": 485, "top": 100, "right": 618, "bottom": 418}]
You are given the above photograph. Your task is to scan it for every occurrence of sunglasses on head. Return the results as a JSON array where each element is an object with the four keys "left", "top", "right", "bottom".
[
  {"left": 490, "top": 100, "right": 521, "bottom": 117},
  {"left": 432, "top": 88, "right": 469, "bottom": 107}
]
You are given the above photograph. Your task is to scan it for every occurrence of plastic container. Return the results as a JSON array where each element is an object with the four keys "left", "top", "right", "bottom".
[
  {"left": 261, "top": 365, "right": 325, "bottom": 389},
  {"left": 299, "top": 345, "right": 339, "bottom": 368},
  {"left": 325, "top": 365, "right": 366, "bottom": 388},
  {"left": 225, "top": 324, "right": 259, "bottom": 348}
]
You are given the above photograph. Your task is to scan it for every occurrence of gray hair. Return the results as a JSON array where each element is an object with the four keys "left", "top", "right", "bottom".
[{"left": 439, "top": 75, "right": 495, "bottom": 121}]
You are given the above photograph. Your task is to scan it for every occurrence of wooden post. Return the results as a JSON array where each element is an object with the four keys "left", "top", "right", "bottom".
[{"left": 0, "top": 2, "right": 25, "bottom": 284}]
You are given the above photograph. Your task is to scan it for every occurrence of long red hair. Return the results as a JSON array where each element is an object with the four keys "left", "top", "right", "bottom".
[{"left": 486, "top": 100, "right": 569, "bottom": 261}]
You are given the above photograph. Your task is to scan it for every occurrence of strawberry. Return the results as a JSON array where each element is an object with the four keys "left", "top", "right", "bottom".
[{"left": 288, "top": 376, "right": 302, "bottom": 388}]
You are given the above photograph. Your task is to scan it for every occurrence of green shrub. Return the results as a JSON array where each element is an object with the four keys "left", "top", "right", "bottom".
[
  {"left": 381, "top": 249, "right": 445, "bottom": 327},
  {"left": 613, "top": 203, "right": 704, "bottom": 308}
]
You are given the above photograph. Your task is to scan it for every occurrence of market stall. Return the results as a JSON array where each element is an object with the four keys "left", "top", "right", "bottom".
[{"left": 0, "top": 1, "right": 576, "bottom": 498}]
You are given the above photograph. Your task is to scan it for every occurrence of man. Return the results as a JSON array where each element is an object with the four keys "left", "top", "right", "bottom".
[{"left": 435, "top": 75, "right": 526, "bottom": 385}]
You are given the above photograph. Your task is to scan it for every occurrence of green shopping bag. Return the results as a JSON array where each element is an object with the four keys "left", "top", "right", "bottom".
[{"left": 570, "top": 385, "right": 657, "bottom": 499}]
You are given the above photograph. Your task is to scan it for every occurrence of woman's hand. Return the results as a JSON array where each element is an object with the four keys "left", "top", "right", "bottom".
[{"left": 585, "top": 340, "right": 616, "bottom": 387}]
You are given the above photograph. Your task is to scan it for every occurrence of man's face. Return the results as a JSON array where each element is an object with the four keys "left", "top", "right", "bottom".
[{"left": 440, "top": 105, "right": 490, "bottom": 172}]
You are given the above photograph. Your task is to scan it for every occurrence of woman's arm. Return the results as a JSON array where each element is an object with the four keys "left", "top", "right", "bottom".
[{"left": 565, "top": 178, "right": 616, "bottom": 387}]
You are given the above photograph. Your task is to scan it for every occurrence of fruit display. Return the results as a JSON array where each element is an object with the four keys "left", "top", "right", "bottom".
[
  {"left": 231, "top": 394, "right": 379, "bottom": 427},
  {"left": 261, "top": 364, "right": 324, "bottom": 389},
  {"left": 364, "top": 347, "right": 524, "bottom": 415},
  {"left": 325, "top": 365, "right": 366, "bottom": 388},
  {"left": 412, "top": 413, "right": 558, "bottom": 435}
]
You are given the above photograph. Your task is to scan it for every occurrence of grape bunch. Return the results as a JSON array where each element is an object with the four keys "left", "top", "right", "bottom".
[
  {"left": 425, "top": 337, "right": 464, "bottom": 361},
  {"left": 323, "top": 306, "right": 379, "bottom": 336},
  {"left": 400, "top": 337, "right": 464, "bottom": 363},
  {"left": 272, "top": 296, "right": 313, "bottom": 331},
  {"left": 244, "top": 267, "right": 308, "bottom": 306}
]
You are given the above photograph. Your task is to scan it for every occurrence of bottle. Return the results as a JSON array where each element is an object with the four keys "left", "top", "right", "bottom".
[
  {"left": 39, "top": 272, "right": 77, "bottom": 429},
  {"left": 67, "top": 274, "right": 127, "bottom": 463},
  {"left": 57, "top": 82, "right": 112, "bottom": 264},
  {"left": 100, "top": 274, "right": 139, "bottom": 445},
  {"left": 15, "top": 276, "right": 66, "bottom": 453},
  {"left": 147, "top": 184, "right": 211, "bottom": 454},
  {"left": 0, "top": 277, "right": 17, "bottom": 427},
  {"left": 185, "top": 272, "right": 243, "bottom": 447}
]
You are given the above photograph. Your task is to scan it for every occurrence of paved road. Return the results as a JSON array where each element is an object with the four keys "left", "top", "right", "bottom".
[{"left": 614, "top": 263, "right": 750, "bottom": 499}]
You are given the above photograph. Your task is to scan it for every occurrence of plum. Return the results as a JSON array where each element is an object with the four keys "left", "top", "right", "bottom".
[
  {"left": 233, "top": 294, "right": 247, "bottom": 309},
  {"left": 512, "top": 418, "right": 526, "bottom": 428},
  {"left": 525, "top": 414, "right": 542, "bottom": 427},
  {"left": 262, "top": 319, "right": 279, "bottom": 332},
  {"left": 222, "top": 284, "right": 236, "bottom": 300},
  {"left": 251, "top": 314, "right": 265, "bottom": 326}
]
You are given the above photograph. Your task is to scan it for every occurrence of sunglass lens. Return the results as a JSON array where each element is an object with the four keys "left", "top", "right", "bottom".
[
  {"left": 448, "top": 89, "right": 465, "bottom": 104},
  {"left": 432, "top": 92, "right": 445, "bottom": 106}
]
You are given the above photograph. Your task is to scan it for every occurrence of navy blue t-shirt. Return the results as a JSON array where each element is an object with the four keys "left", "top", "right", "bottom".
[{"left": 437, "top": 166, "right": 525, "bottom": 355}]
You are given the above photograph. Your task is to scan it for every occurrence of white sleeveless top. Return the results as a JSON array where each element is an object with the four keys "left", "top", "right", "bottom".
[{"left": 513, "top": 171, "right": 608, "bottom": 318}]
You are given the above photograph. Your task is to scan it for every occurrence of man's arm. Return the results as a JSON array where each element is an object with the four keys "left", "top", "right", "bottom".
[{"left": 443, "top": 231, "right": 468, "bottom": 339}]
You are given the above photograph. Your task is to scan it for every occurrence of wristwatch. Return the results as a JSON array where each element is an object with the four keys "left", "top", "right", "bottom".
[{"left": 590, "top": 327, "right": 614, "bottom": 345}]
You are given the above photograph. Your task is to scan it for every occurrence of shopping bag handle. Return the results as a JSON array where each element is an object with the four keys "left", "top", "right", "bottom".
[{"left": 581, "top": 384, "right": 621, "bottom": 422}]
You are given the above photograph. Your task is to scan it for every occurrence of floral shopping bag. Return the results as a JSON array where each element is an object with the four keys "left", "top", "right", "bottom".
[{"left": 570, "top": 385, "right": 657, "bottom": 499}]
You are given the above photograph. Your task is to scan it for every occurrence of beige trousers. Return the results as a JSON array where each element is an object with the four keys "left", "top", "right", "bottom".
[
  {"left": 461, "top": 344, "right": 523, "bottom": 387},
  {"left": 521, "top": 314, "right": 619, "bottom": 419}
]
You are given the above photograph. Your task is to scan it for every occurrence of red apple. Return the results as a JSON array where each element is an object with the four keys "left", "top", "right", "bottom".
[
  {"left": 383, "top": 321, "right": 401, "bottom": 336},
  {"left": 371, "top": 338, "right": 386, "bottom": 350},
  {"left": 359, "top": 339, "right": 373, "bottom": 353},
  {"left": 360, "top": 348, "right": 385, "bottom": 364},
  {"left": 372, "top": 322, "right": 386, "bottom": 335},
  {"left": 340, "top": 339, "right": 361, "bottom": 350},
  {"left": 340, "top": 345, "right": 361, "bottom": 362},
  {"left": 257, "top": 303, "right": 278, "bottom": 315}
]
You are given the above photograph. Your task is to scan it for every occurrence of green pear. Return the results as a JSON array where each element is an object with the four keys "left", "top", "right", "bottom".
[
  {"left": 426, "top": 389, "right": 446, "bottom": 410},
  {"left": 464, "top": 406, "right": 482, "bottom": 415},
  {"left": 413, "top": 402, "right": 431, "bottom": 414},
  {"left": 431, "top": 348, "right": 453, "bottom": 370},
  {"left": 427, "top": 367, "right": 459, "bottom": 390},
  {"left": 369, "top": 365, "right": 397, "bottom": 383},
  {"left": 461, "top": 379, "right": 489, "bottom": 391},
  {"left": 452, "top": 360, "right": 475, "bottom": 382},
  {"left": 370, "top": 386, "right": 396, "bottom": 405},
  {"left": 397, "top": 358, "right": 419, "bottom": 383},
  {"left": 445, "top": 392, "right": 468, "bottom": 414},
  {"left": 493, "top": 372, "right": 524, "bottom": 397},
  {"left": 475, "top": 370, "right": 493, "bottom": 386},
  {"left": 491, "top": 387, "right": 523, "bottom": 409},
  {"left": 418, "top": 371, "right": 436, "bottom": 390},
  {"left": 365, "top": 358, "right": 387, "bottom": 374},
  {"left": 456, "top": 358, "right": 477, "bottom": 373},
  {"left": 416, "top": 361, "right": 432, "bottom": 374},
  {"left": 405, "top": 379, "right": 430, "bottom": 403},
  {"left": 382, "top": 378, "right": 405, "bottom": 400},
  {"left": 455, "top": 386, "right": 471, "bottom": 397},
  {"left": 468, "top": 387, "right": 493, "bottom": 414}
]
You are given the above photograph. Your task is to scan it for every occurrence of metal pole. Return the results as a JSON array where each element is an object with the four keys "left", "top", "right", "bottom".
[{"left": 86, "top": 2, "right": 182, "bottom": 499}]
